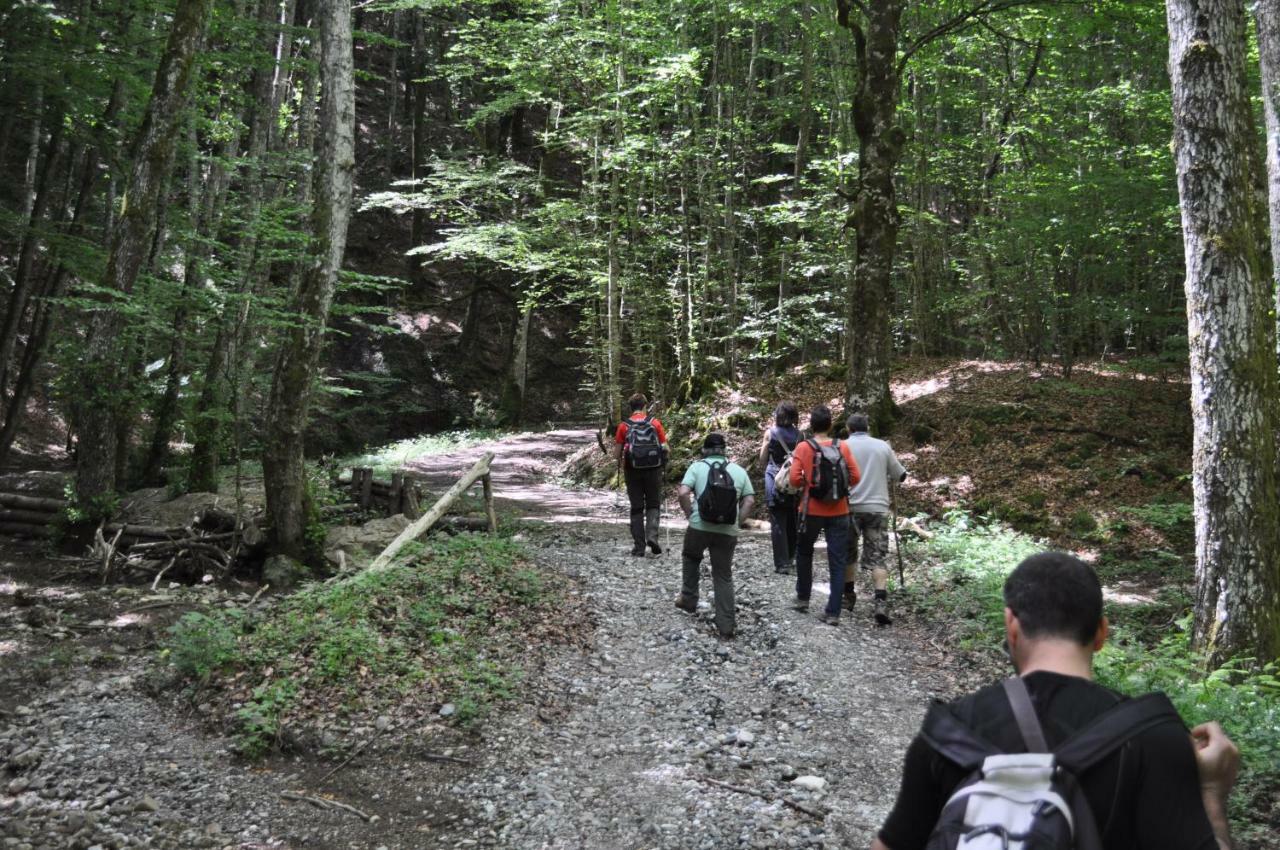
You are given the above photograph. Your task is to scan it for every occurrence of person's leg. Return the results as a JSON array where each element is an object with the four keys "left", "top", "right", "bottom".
[
  {"left": 823, "top": 514, "right": 850, "bottom": 618},
  {"left": 794, "top": 516, "right": 821, "bottom": 609},
  {"left": 643, "top": 469, "right": 662, "bottom": 552},
  {"left": 625, "top": 468, "right": 646, "bottom": 553},
  {"left": 708, "top": 533, "right": 737, "bottom": 636},
  {"left": 784, "top": 501, "right": 798, "bottom": 568},
  {"left": 677, "top": 528, "right": 705, "bottom": 610},
  {"left": 843, "top": 513, "right": 864, "bottom": 609},
  {"left": 769, "top": 499, "right": 791, "bottom": 573},
  {"left": 861, "top": 512, "right": 892, "bottom": 624}
]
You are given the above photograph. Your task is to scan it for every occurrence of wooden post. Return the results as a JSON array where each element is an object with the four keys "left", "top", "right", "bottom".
[
  {"left": 482, "top": 473, "right": 498, "bottom": 532},
  {"left": 358, "top": 467, "right": 373, "bottom": 509},
  {"left": 402, "top": 485, "right": 421, "bottom": 519},
  {"left": 368, "top": 452, "right": 495, "bottom": 571},
  {"left": 390, "top": 471, "right": 405, "bottom": 515}
]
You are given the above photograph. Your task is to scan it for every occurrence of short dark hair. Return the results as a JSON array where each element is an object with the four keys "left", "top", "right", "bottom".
[
  {"left": 847, "top": 413, "right": 869, "bottom": 433},
  {"left": 702, "top": 432, "right": 727, "bottom": 454},
  {"left": 809, "top": 404, "right": 832, "bottom": 433},
  {"left": 628, "top": 393, "right": 647, "bottom": 411},
  {"left": 1003, "top": 552, "right": 1103, "bottom": 646},
  {"left": 775, "top": 401, "right": 799, "bottom": 428}
]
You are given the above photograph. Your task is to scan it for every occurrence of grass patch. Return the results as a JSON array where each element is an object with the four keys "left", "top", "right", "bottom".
[
  {"left": 160, "top": 533, "right": 578, "bottom": 756},
  {"left": 341, "top": 429, "right": 506, "bottom": 474},
  {"left": 909, "top": 510, "right": 1280, "bottom": 842}
]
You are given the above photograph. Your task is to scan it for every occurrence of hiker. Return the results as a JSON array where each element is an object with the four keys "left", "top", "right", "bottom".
[
  {"left": 674, "top": 433, "right": 755, "bottom": 638},
  {"left": 872, "top": 551, "right": 1238, "bottom": 850},
  {"left": 614, "top": 393, "right": 669, "bottom": 556},
  {"left": 842, "top": 412, "right": 907, "bottom": 625},
  {"left": 788, "top": 404, "right": 861, "bottom": 625},
  {"left": 758, "top": 401, "right": 801, "bottom": 575}
]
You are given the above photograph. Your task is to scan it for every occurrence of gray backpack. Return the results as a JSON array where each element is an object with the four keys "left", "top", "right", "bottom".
[{"left": 921, "top": 677, "right": 1181, "bottom": 850}]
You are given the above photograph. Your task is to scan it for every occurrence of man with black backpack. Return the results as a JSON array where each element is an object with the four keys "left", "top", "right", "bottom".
[
  {"left": 787, "top": 405, "right": 861, "bottom": 626},
  {"left": 873, "top": 551, "right": 1238, "bottom": 850},
  {"left": 674, "top": 433, "right": 755, "bottom": 639},
  {"left": 614, "top": 393, "right": 670, "bottom": 557}
]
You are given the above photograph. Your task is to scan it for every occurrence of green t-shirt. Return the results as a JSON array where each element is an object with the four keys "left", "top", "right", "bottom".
[{"left": 681, "top": 455, "right": 755, "bottom": 536}]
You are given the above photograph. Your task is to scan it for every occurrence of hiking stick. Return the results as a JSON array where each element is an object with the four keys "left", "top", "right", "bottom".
[{"left": 890, "top": 481, "right": 905, "bottom": 589}]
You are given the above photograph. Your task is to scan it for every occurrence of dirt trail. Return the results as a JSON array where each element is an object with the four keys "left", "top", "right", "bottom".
[{"left": 0, "top": 432, "right": 946, "bottom": 849}]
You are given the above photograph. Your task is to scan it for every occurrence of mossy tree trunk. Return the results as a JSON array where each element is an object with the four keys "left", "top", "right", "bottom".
[
  {"left": 263, "top": 0, "right": 356, "bottom": 561},
  {"left": 1167, "top": 0, "right": 1280, "bottom": 665},
  {"left": 73, "top": 0, "right": 212, "bottom": 507}
]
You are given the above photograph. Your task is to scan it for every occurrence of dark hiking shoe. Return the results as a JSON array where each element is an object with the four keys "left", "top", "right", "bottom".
[
  {"left": 842, "top": 591, "right": 857, "bottom": 611},
  {"left": 631, "top": 544, "right": 647, "bottom": 557},
  {"left": 817, "top": 611, "right": 840, "bottom": 627},
  {"left": 874, "top": 597, "right": 893, "bottom": 625},
  {"left": 792, "top": 597, "right": 809, "bottom": 613},
  {"left": 774, "top": 564, "right": 792, "bottom": 575},
  {"left": 648, "top": 540, "right": 662, "bottom": 555},
  {"left": 674, "top": 594, "right": 697, "bottom": 614}
]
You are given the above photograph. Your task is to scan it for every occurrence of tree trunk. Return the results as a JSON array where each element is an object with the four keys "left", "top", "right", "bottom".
[
  {"left": 1256, "top": 0, "right": 1280, "bottom": 352},
  {"left": 73, "top": 0, "right": 213, "bottom": 508},
  {"left": 262, "top": 0, "right": 356, "bottom": 560},
  {"left": 839, "top": 1, "right": 904, "bottom": 430},
  {"left": 501, "top": 300, "right": 534, "bottom": 424},
  {"left": 1167, "top": 0, "right": 1280, "bottom": 665}
]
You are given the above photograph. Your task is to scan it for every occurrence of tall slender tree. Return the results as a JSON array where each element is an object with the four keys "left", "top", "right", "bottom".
[
  {"left": 262, "top": 0, "right": 356, "bottom": 559},
  {"left": 1167, "top": 0, "right": 1280, "bottom": 664}
]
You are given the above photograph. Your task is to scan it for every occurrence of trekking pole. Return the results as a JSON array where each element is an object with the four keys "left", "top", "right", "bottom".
[{"left": 890, "top": 481, "right": 905, "bottom": 589}]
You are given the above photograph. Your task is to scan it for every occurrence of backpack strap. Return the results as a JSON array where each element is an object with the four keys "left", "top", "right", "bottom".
[
  {"left": 1053, "top": 692, "right": 1183, "bottom": 772},
  {"left": 919, "top": 700, "right": 1003, "bottom": 771},
  {"left": 1003, "top": 677, "right": 1049, "bottom": 753}
]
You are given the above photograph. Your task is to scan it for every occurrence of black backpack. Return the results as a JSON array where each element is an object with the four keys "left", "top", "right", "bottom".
[
  {"left": 805, "top": 438, "right": 851, "bottom": 501},
  {"left": 696, "top": 460, "right": 739, "bottom": 525},
  {"left": 625, "top": 416, "right": 663, "bottom": 469},
  {"left": 921, "top": 677, "right": 1182, "bottom": 850}
]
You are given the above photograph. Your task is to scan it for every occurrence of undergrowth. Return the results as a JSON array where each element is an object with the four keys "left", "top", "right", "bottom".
[
  {"left": 909, "top": 510, "right": 1280, "bottom": 843},
  {"left": 160, "top": 533, "right": 575, "bottom": 757}
]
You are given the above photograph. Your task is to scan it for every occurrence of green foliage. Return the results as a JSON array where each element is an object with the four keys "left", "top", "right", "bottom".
[
  {"left": 164, "top": 612, "right": 243, "bottom": 680},
  {"left": 341, "top": 429, "right": 507, "bottom": 474},
  {"left": 160, "top": 534, "right": 563, "bottom": 756}
]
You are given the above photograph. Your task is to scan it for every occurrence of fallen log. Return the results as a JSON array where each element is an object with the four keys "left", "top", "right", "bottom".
[
  {"left": 0, "top": 508, "right": 62, "bottom": 525},
  {"left": 0, "top": 521, "right": 52, "bottom": 538},
  {"left": 368, "top": 452, "right": 495, "bottom": 571},
  {"left": 0, "top": 493, "right": 64, "bottom": 512}
]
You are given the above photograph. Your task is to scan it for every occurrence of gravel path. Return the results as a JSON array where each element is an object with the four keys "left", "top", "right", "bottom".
[{"left": 1, "top": 434, "right": 946, "bottom": 849}]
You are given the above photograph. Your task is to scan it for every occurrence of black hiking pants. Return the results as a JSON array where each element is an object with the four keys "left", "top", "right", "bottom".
[
  {"left": 680, "top": 527, "right": 738, "bottom": 636},
  {"left": 625, "top": 466, "right": 663, "bottom": 547}
]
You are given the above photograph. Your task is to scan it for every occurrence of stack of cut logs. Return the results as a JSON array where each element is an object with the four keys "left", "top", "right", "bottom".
[{"left": 0, "top": 491, "right": 266, "bottom": 583}]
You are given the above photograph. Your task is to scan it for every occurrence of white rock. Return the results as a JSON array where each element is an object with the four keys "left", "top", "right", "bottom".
[{"left": 791, "top": 775, "right": 826, "bottom": 792}]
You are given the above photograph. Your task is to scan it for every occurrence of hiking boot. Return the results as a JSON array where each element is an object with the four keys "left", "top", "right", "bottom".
[
  {"left": 792, "top": 597, "right": 809, "bottom": 613},
  {"left": 774, "top": 563, "right": 792, "bottom": 575},
  {"left": 817, "top": 611, "right": 840, "bottom": 627},
  {"left": 874, "top": 597, "right": 893, "bottom": 625},
  {"left": 674, "top": 594, "right": 697, "bottom": 614},
  {"left": 648, "top": 540, "right": 662, "bottom": 555},
  {"left": 842, "top": 590, "right": 857, "bottom": 611},
  {"left": 631, "top": 543, "right": 647, "bottom": 557}
]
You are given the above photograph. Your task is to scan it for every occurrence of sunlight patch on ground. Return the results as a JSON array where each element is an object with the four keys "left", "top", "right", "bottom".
[
  {"left": 0, "top": 579, "right": 21, "bottom": 595},
  {"left": 110, "top": 613, "right": 146, "bottom": 629},
  {"left": 0, "top": 640, "right": 20, "bottom": 655},
  {"left": 640, "top": 764, "right": 688, "bottom": 784},
  {"left": 1103, "top": 583, "right": 1159, "bottom": 606}
]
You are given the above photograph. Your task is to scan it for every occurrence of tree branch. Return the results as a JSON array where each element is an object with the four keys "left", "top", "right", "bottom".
[{"left": 898, "top": 0, "right": 1052, "bottom": 74}]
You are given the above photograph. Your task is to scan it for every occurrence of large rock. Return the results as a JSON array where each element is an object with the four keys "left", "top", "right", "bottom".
[
  {"left": 323, "top": 514, "right": 411, "bottom": 569},
  {"left": 261, "top": 555, "right": 309, "bottom": 590}
]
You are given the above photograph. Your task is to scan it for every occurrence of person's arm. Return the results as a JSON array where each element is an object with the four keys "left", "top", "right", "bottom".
[
  {"left": 1192, "top": 722, "right": 1239, "bottom": 850},
  {"left": 844, "top": 443, "right": 862, "bottom": 488},
  {"left": 871, "top": 839, "right": 892, "bottom": 850},
  {"left": 614, "top": 423, "right": 626, "bottom": 468},
  {"left": 678, "top": 483, "right": 695, "bottom": 519},
  {"left": 889, "top": 449, "right": 907, "bottom": 483},
  {"left": 758, "top": 431, "right": 771, "bottom": 468},
  {"left": 789, "top": 441, "right": 810, "bottom": 489}
]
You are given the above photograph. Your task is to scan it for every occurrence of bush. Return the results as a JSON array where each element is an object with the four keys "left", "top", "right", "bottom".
[{"left": 164, "top": 612, "right": 242, "bottom": 680}]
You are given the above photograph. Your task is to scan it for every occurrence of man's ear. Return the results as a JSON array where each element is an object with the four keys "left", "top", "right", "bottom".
[
  {"left": 1092, "top": 616, "right": 1109, "bottom": 652},
  {"left": 1004, "top": 607, "right": 1018, "bottom": 645}
]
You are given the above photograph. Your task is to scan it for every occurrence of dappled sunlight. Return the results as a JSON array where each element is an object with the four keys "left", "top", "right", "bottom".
[
  {"left": 1103, "top": 583, "right": 1160, "bottom": 606},
  {"left": 388, "top": 311, "right": 462, "bottom": 338},
  {"left": 0, "top": 639, "right": 20, "bottom": 655},
  {"left": 110, "top": 613, "right": 146, "bottom": 629}
]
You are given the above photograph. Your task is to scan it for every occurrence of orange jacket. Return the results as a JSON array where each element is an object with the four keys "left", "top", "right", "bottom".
[{"left": 789, "top": 436, "right": 861, "bottom": 517}]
